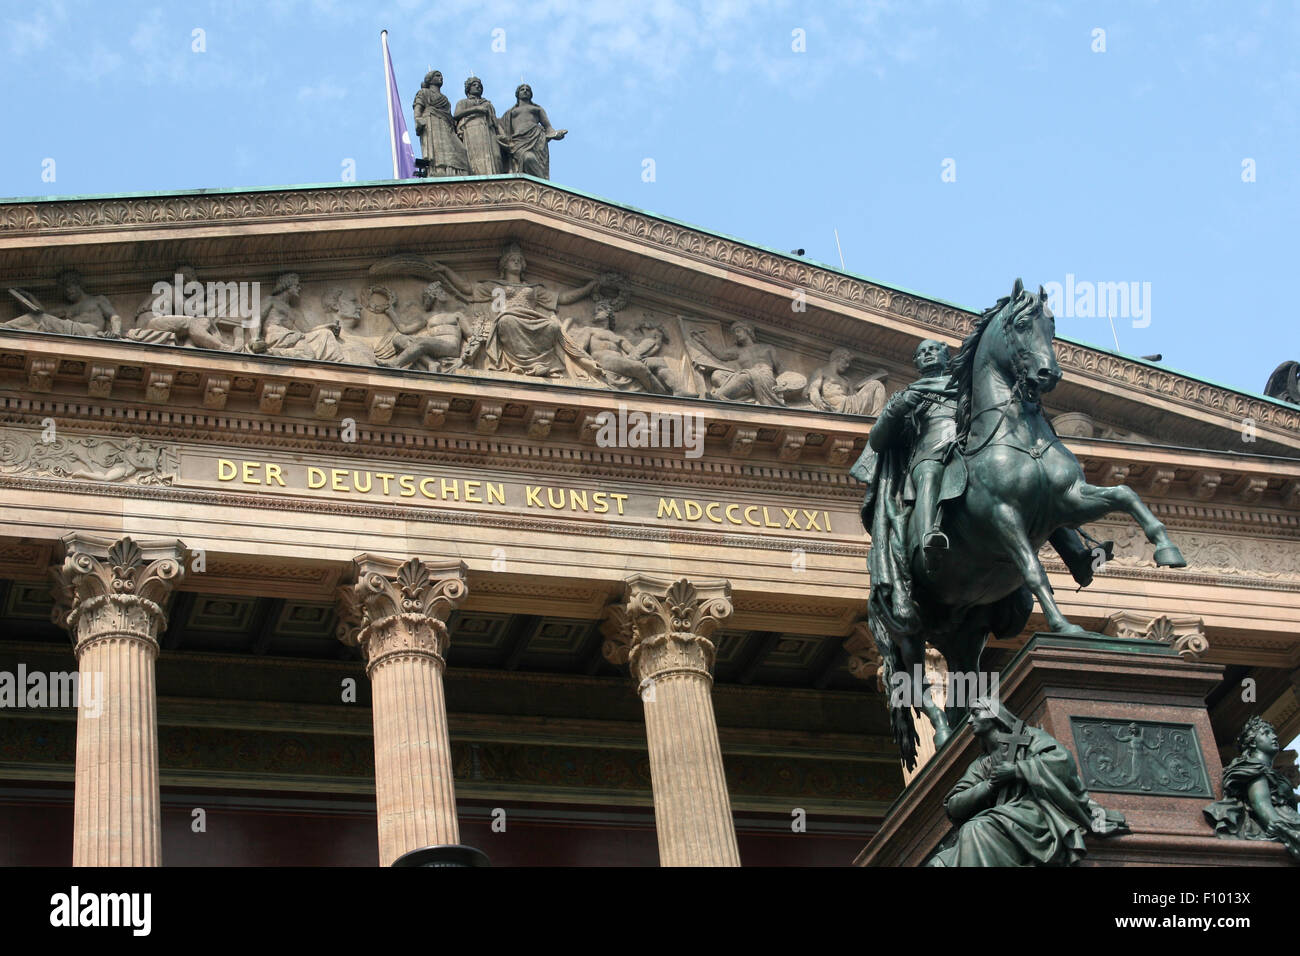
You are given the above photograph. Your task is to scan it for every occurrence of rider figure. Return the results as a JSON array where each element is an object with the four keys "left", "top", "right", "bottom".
[
  {"left": 869, "top": 338, "right": 1111, "bottom": 585},
  {"left": 869, "top": 339, "right": 957, "bottom": 572}
]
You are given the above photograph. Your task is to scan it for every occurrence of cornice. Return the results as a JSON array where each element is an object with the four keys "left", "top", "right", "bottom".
[{"left": 2, "top": 177, "right": 1295, "bottom": 441}]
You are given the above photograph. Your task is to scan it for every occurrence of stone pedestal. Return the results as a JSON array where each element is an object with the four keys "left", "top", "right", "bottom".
[
  {"left": 51, "top": 533, "right": 187, "bottom": 867},
  {"left": 603, "top": 574, "right": 740, "bottom": 867},
  {"left": 856, "top": 633, "right": 1293, "bottom": 867},
  {"left": 339, "top": 555, "right": 468, "bottom": 867}
]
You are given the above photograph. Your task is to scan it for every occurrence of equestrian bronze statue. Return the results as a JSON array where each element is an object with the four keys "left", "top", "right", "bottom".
[{"left": 852, "top": 279, "right": 1186, "bottom": 769}]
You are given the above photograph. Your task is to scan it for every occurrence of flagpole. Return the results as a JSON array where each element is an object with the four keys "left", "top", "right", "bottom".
[{"left": 381, "top": 30, "right": 399, "bottom": 179}]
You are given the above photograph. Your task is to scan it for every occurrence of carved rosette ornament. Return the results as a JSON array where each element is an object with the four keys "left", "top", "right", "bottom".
[
  {"left": 603, "top": 574, "right": 740, "bottom": 866},
  {"left": 338, "top": 554, "right": 468, "bottom": 866},
  {"left": 49, "top": 533, "right": 186, "bottom": 868},
  {"left": 341, "top": 555, "right": 468, "bottom": 674}
]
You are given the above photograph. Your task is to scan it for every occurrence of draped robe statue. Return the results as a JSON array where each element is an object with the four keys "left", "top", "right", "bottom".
[
  {"left": 1204, "top": 715, "right": 1300, "bottom": 861},
  {"left": 928, "top": 698, "right": 1129, "bottom": 867},
  {"left": 497, "top": 84, "right": 566, "bottom": 179},
  {"left": 413, "top": 71, "right": 470, "bottom": 177},
  {"left": 431, "top": 242, "right": 603, "bottom": 380},
  {"left": 454, "top": 77, "right": 503, "bottom": 175}
]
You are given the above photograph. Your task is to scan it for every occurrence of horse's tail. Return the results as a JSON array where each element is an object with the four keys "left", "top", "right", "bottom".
[{"left": 867, "top": 604, "right": 921, "bottom": 772}]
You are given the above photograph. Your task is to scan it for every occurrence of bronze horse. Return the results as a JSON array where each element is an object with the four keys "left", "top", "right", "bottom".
[{"left": 863, "top": 280, "right": 1186, "bottom": 768}]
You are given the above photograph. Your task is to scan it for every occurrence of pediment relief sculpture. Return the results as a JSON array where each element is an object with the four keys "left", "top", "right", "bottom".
[{"left": 2, "top": 241, "right": 913, "bottom": 418}]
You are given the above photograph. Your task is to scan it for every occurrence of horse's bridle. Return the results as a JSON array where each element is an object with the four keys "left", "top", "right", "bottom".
[{"left": 959, "top": 300, "right": 1061, "bottom": 460}]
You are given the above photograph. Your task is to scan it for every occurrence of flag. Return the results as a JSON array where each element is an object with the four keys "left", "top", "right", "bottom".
[{"left": 381, "top": 30, "right": 416, "bottom": 179}]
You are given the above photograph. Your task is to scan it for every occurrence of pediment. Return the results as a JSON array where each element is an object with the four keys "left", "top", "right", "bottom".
[{"left": 1, "top": 176, "right": 1296, "bottom": 457}]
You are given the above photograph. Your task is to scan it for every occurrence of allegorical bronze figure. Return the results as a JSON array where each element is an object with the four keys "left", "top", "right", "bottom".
[
  {"left": 1203, "top": 715, "right": 1300, "bottom": 860},
  {"left": 927, "top": 698, "right": 1129, "bottom": 867},
  {"left": 853, "top": 279, "right": 1186, "bottom": 769}
]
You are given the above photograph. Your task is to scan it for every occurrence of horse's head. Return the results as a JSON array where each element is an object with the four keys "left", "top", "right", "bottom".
[{"left": 984, "top": 277, "right": 1061, "bottom": 402}]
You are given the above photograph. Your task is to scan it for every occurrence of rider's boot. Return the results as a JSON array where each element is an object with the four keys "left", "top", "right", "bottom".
[{"left": 1064, "top": 538, "right": 1113, "bottom": 588}]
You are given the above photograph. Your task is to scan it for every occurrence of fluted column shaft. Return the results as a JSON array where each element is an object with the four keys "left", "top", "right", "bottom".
[
  {"left": 340, "top": 555, "right": 467, "bottom": 866},
  {"left": 52, "top": 534, "right": 186, "bottom": 867},
  {"left": 604, "top": 574, "right": 740, "bottom": 867}
]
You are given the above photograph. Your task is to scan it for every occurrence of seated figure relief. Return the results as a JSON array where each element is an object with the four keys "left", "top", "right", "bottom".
[
  {"left": 568, "top": 303, "right": 671, "bottom": 394},
  {"left": 686, "top": 320, "right": 806, "bottom": 405},
  {"left": 4, "top": 270, "right": 121, "bottom": 338},
  {"left": 250, "top": 275, "right": 376, "bottom": 365},
  {"left": 125, "top": 264, "right": 230, "bottom": 351},
  {"left": 373, "top": 281, "right": 483, "bottom": 372},
  {"left": 808, "top": 348, "right": 887, "bottom": 416},
  {"left": 370, "top": 242, "right": 613, "bottom": 382},
  {"left": 627, "top": 318, "right": 698, "bottom": 397}
]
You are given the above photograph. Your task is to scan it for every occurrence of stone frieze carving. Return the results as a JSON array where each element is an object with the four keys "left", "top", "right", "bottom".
[
  {"left": 2, "top": 240, "right": 890, "bottom": 415},
  {"left": 0, "top": 431, "right": 177, "bottom": 484},
  {"left": 1041, "top": 520, "right": 1300, "bottom": 582}
]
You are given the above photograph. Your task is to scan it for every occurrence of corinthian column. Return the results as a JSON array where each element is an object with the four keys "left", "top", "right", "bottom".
[
  {"left": 602, "top": 574, "right": 740, "bottom": 867},
  {"left": 51, "top": 533, "right": 186, "bottom": 867},
  {"left": 338, "top": 555, "right": 467, "bottom": 866}
]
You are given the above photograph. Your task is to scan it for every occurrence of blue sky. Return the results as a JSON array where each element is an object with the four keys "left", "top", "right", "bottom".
[{"left": 2, "top": 0, "right": 1297, "bottom": 397}]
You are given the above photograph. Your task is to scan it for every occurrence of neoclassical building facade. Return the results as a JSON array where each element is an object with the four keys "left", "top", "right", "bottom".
[{"left": 0, "top": 176, "right": 1296, "bottom": 865}]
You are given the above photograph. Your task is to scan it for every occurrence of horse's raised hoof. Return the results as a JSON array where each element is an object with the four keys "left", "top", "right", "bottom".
[{"left": 1154, "top": 545, "right": 1187, "bottom": 568}]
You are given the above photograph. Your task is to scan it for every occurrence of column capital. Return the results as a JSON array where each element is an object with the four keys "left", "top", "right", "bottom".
[
  {"left": 50, "top": 533, "right": 187, "bottom": 656},
  {"left": 338, "top": 555, "right": 468, "bottom": 673},
  {"left": 602, "top": 574, "right": 732, "bottom": 687}
]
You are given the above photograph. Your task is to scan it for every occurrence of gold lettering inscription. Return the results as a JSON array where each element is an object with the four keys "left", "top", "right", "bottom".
[{"left": 206, "top": 460, "right": 837, "bottom": 536}]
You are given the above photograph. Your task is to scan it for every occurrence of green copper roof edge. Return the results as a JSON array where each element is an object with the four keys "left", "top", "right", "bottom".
[{"left": 1, "top": 174, "right": 1292, "bottom": 410}]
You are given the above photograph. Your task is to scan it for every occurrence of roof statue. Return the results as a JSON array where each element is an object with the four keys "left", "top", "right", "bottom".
[
  {"left": 413, "top": 75, "right": 565, "bottom": 181},
  {"left": 1265, "top": 361, "right": 1300, "bottom": 406}
]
